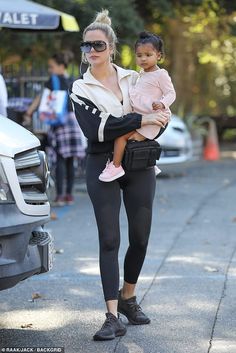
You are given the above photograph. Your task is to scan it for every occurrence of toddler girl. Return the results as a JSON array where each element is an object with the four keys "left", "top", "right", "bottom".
[{"left": 99, "top": 31, "right": 176, "bottom": 182}]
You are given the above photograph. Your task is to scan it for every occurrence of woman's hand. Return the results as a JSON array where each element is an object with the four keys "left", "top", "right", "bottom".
[
  {"left": 22, "top": 95, "right": 41, "bottom": 126},
  {"left": 141, "top": 109, "right": 170, "bottom": 128},
  {"left": 22, "top": 113, "right": 32, "bottom": 126}
]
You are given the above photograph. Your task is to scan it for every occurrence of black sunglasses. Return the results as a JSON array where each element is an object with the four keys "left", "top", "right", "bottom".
[{"left": 80, "top": 41, "right": 108, "bottom": 53}]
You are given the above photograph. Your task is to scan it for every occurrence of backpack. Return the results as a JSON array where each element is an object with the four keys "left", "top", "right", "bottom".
[{"left": 38, "top": 75, "right": 68, "bottom": 126}]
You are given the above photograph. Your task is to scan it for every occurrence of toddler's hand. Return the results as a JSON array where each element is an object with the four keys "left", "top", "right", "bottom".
[{"left": 152, "top": 102, "right": 165, "bottom": 110}]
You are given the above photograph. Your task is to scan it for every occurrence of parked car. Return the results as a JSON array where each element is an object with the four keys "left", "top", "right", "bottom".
[
  {"left": 0, "top": 115, "right": 53, "bottom": 291},
  {"left": 156, "top": 115, "right": 193, "bottom": 172}
]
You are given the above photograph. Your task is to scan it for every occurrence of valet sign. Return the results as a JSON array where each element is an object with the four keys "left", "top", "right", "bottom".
[
  {"left": 0, "top": 12, "right": 38, "bottom": 25},
  {"left": 0, "top": 11, "right": 59, "bottom": 29}
]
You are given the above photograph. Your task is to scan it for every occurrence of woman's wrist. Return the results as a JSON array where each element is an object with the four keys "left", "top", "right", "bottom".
[
  {"left": 141, "top": 115, "right": 153, "bottom": 126},
  {"left": 141, "top": 112, "right": 169, "bottom": 128},
  {"left": 141, "top": 115, "right": 146, "bottom": 126},
  {"left": 24, "top": 111, "right": 32, "bottom": 118}
]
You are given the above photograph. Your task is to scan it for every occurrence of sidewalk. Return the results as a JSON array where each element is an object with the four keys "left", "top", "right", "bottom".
[{"left": 0, "top": 157, "right": 236, "bottom": 353}]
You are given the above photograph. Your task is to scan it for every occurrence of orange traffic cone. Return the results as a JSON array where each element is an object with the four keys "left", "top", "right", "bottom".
[{"left": 203, "top": 120, "right": 220, "bottom": 161}]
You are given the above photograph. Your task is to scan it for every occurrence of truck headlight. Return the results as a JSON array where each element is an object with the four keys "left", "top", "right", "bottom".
[{"left": 0, "top": 163, "right": 14, "bottom": 203}]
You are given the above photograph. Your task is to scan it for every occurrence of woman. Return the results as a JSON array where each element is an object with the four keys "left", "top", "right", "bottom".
[
  {"left": 70, "top": 10, "right": 170, "bottom": 341},
  {"left": 25, "top": 53, "right": 85, "bottom": 206}
]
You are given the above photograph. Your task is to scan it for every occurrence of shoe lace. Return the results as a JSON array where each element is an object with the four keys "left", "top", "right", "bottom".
[
  {"left": 101, "top": 315, "right": 115, "bottom": 330},
  {"left": 128, "top": 301, "right": 142, "bottom": 312},
  {"left": 102, "top": 159, "right": 111, "bottom": 173}
]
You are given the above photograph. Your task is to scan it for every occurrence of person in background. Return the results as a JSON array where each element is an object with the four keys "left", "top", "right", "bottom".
[
  {"left": 24, "top": 52, "right": 84, "bottom": 206},
  {"left": 0, "top": 72, "right": 8, "bottom": 117}
]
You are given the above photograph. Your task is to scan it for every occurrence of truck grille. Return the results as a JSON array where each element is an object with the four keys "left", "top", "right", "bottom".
[{"left": 14, "top": 149, "right": 49, "bottom": 205}]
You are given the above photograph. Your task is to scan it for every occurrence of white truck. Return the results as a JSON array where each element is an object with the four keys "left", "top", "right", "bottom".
[{"left": 0, "top": 116, "right": 53, "bottom": 290}]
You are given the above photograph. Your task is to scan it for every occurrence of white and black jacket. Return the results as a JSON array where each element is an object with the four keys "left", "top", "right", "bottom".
[{"left": 70, "top": 64, "right": 165, "bottom": 154}]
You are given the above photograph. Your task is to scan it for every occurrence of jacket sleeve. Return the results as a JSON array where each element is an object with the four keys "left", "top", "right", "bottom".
[{"left": 69, "top": 90, "right": 142, "bottom": 143}]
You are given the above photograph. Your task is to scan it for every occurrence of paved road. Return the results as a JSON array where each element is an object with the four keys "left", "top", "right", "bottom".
[{"left": 0, "top": 156, "right": 236, "bottom": 353}]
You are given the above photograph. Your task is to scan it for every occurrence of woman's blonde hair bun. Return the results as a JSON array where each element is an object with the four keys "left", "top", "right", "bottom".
[
  {"left": 94, "top": 9, "right": 112, "bottom": 26},
  {"left": 82, "top": 8, "right": 117, "bottom": 63}
]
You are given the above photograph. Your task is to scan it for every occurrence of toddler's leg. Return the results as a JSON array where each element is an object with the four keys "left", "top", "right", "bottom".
[
  {"left": 113, "top": 131, "right": 135, "bottom": 167},
  {"left": 128, "top": 131, "right": 146, "bottom": 141},
  {"left": 98, "top": 131, "right": 135, "bottom": 183}
]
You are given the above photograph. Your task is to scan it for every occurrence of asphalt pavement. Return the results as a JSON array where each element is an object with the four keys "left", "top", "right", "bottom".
[{"left": 0, "top": 152, "right": 236, "bottom": 353}]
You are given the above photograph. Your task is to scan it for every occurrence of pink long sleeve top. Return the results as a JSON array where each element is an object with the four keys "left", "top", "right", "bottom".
[{"left": 130, "top": 68, "right": 176, "bottom": 139}]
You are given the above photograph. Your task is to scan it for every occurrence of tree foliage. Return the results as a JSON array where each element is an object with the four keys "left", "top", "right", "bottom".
[{"left": 0, "top": 0, "right": 235, "bottom": 117}]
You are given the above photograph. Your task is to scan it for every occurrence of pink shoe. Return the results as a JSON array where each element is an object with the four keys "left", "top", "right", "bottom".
[{"left": 99, "top": 161, "right": 125, "bottom": 182}]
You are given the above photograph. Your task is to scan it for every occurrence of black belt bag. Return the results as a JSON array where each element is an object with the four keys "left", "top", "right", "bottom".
[{"left": 122, "top": 139, "right": 162, "bottom": 171}]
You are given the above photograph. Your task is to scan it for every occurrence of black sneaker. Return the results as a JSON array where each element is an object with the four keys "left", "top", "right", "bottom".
[
  {"left": 93, "top": 312, "right": 127, "bottom": 341},
  {"left": 118, "top": 290, "right": 151, "bottom": 325}
]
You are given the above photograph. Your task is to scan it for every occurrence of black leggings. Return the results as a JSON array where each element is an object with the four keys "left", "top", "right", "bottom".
[
  {"left": 56, "top": 153, "right": 75, "bottom": 196},
  {"left": 86, "top": 153, "right": 156, "bottom": 301}
]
